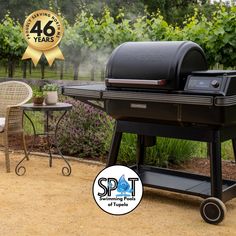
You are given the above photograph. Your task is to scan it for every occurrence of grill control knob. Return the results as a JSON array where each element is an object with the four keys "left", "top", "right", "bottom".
[{"left": 211, "top": 80, "right": 220, "bottom": 88}]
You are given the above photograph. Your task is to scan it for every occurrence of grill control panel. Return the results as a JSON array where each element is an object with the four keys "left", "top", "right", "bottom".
[
  {"left": 186, "top": 76, "right": 223, "bottom": 90},
  {"left": 184, "top": 70, "right": 236, "bottom": 95},
  {"left": 184, "top": 75, "right": 236, "bottom": 96}
]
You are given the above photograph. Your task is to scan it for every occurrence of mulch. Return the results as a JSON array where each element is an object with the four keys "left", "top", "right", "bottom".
[{"left": 180, "top": 158, "right": 236, "bottom": 180}]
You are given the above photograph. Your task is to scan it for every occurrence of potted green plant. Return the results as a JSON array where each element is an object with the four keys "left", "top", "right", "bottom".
[
  {"left": 32, "top": 87, "right": 45, "bottom": 105},
  {"left": 42, "top": 83, "right": 59, "bottom": 105}
]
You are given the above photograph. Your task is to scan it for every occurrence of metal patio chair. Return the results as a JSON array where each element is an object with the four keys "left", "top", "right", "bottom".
[{"left": 0, "top": 81, "right": 32, "bottom": 172}]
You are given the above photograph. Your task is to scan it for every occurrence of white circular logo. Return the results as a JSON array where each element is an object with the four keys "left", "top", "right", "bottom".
[{"left": 92, "top": 165, "right": 143, "bottom": 215}]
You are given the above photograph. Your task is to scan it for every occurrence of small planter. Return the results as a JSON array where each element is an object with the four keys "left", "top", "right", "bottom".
[
  {"left": 45, "top": 91, "right": 58, "bottom": 105},
  {"left": 33, "top": 97, "right": 44, "bottom": 106},
  {"left": 42, "top": 83, "right": 59, "bottom": 105}
]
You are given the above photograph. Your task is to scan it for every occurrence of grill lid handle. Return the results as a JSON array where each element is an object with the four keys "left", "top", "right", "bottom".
[{"left": 106, "top": 78, "right": 167, "bottom": 87}]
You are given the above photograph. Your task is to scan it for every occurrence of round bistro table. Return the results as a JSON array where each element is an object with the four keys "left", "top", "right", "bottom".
[{"left": 15, "top": 102, "right": 72, "bottom": 176}]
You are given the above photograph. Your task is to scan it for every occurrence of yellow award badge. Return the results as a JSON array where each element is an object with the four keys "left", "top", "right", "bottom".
[{"left": 22, "top": 9, "right": 64, "bottom": 66}]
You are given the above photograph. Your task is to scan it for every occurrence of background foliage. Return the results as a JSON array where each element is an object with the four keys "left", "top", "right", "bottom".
[
  {"left": 0, "top": 0, "right": 221, "bottom": 26},
  {"left": 0, "top": 4, "right": 236, "bottom": 79}
]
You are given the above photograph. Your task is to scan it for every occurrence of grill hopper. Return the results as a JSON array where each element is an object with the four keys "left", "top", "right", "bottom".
[{"left": 105, "top": 41, "right": 208, "bottom": 91}]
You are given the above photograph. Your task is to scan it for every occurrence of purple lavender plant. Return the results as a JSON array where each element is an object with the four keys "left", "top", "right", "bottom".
[{"left": 52, "top": 97, "right": 113, "bottom": 158}]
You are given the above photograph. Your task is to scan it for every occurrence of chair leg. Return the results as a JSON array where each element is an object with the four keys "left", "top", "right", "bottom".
[
  {"left": 4, "top": 140, "right": 10, "bottom": 173},
  {"left": 22, "top": 132, "right": 29, "bottom": 161}
]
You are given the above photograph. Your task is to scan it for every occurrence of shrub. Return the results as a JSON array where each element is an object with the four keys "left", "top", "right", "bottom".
[
  {"left": 53, "top": 97, "right": 112, "bottom": 158},
  {"left": 118, "top": 134, "right": 199, "bottom": 167},
  {"left": 117, "top": 133, "right": 137, "bottom": 165},
  {"left": 146, "top": 138, "right": 199, "bottom": 167}
]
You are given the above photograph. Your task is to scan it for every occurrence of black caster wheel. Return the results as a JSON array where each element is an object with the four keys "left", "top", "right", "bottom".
[{"left": 200, "top": 197, "right": 226, "bottom": 224}]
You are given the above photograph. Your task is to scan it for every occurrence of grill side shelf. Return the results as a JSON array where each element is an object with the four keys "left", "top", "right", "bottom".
[
  {"left": 215, "top": 95, "right": 236, "bottom": 106},
  {"left": 102, "top": 91, "right": 213, "bottom": 106},
  {"left": 62, "top": 84, "right": 106, "bottom": 100}
]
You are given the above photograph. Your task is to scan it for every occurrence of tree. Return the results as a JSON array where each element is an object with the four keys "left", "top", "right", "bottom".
[
  {"left": 141, "top": 0, "right": 221, "bottom": 26},
  {"left": 0, "top": 14, "right": 26, "bottom": 77},
  {"left": 0, "top": 0, "right": 49, "bottom": 23},
  {"left": 205, "top": 6, "right": 236, "bottom": 67},
  {"left": 61, "top": 11, "right": 96, "bottom": 80}
]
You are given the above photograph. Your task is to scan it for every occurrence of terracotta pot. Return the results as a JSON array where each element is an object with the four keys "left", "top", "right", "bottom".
[
  {"left": 33, "top": 97, "right": 44, "bottom": 106},
  {"left": 45, "top": 91, "right": 58, "bottom": 105}
]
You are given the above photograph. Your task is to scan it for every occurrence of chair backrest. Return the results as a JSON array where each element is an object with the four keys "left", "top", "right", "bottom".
[{"left": 0, "top": 81, "right": 32, "bottom": 116}]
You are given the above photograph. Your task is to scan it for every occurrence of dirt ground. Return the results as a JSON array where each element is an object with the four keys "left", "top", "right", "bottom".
[{"left": 1, "top": 152, "right": 236, "bottom": 236}]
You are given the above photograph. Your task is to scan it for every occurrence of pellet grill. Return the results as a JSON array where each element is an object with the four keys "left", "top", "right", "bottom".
[{"left": 62, "top": 41, "right": 236, "bottom": 224}]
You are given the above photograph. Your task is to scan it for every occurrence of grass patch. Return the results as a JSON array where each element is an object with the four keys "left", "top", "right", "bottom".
[
  {"left": 0, "top": 65, "right": 103, "bottom": 81},
  {"left": 23, "top": 111, "right": 45, "bottom": 135}
]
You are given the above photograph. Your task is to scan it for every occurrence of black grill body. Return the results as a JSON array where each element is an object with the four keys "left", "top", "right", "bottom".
[
  {"left": 62, "top": 41, "right": 236, "bottom": 224},
  {"left": 104, "top": 69, "right": 236, "bottom": 127},
  {"left": 104, "top": 99, "right": 236, "bottom": 127}
]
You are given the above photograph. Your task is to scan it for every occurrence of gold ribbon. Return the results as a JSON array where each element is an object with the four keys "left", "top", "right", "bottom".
[
  {"left": 22, "top": 10, "right": 64, "bottom": 67},
  {"left": 22, "top": 46, "right": 64, "bottom": 66}
]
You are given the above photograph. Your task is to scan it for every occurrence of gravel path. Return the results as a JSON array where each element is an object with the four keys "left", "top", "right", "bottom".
[{"left": 0, "top": 152, "right": 236, "bottom": 236}]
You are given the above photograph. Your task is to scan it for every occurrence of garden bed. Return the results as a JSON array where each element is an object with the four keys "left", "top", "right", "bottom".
[{"left": 180, "top": 158, "right": 236, "bottom": 180}]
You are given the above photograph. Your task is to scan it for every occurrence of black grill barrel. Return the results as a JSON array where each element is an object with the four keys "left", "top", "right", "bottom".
[{"left": 105, "top": 41, "right": 208, "bottom": 90}]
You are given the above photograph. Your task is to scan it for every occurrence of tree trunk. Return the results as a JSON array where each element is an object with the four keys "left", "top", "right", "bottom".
[
  {"left": 41, "top": 62, "right": 45, "bottom": 79},
  {"left": 91, "top": 66, "right": 95, "bottom": 81},
  {"left": 65, "top": 61, "right": 69, "bottom": 73},
  {"left": 101, "top": 68, "right": 105, "bottom": 81},
  {"left": 12, "top": 59, "right": 15, "bottom": 78},
  {"left": 29, "top": 60, "right": 32, "bottom": 75},
  {"left": 22, "top": 61, "right": 27, "bottom": 78},
  {"left": 60, "top": 61, "right": 64, "bottom": 80},
  {"left": 73, "top": 62, "right": 80, "bottom": 80},
  {"left": 8, "top": 59, "right": 11, "bottom": 78},
  {"left": 5, "top": 64, "right": 7, "bottom": 74},
  {"left": 8, "top": 58, "right": 14, "bottom": 78}
]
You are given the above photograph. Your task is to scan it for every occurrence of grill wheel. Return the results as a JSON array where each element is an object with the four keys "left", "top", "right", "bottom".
[{"left": 200, "top": 197, "right": 226, "bottom": 224}]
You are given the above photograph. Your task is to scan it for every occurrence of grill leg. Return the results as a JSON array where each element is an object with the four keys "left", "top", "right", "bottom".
[
  {"left": 210, "top": 131, "right": 222, "bottom": 200},
  {"left": 106, "top": 122, "right": 122, "bottom": 167},
  {"left": 137, "top": 135, "right": 145, "bottom": 166},
  {"left": 207, "top": 142, "right": 212, "bottom": 159},
  {"left": 231, "top": 139, "right": 236, "bottom": 163}
]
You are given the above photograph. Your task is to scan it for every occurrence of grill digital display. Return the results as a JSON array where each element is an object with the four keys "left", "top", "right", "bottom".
[
  {"left": 185, "top": 76, "right": 223, "bottom": 93},
  {"left": 189, "top": 78, "right": 211, "bottom": 88}
]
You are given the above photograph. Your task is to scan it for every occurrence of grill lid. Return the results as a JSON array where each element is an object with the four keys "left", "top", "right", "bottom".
[{"left": 105, "top": 41, "right": 208, "bottom": 90}]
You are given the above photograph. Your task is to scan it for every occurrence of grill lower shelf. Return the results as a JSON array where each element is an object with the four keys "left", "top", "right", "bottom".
[{"left": 130, "top": 165, "right": 236, "bottom": 199}]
